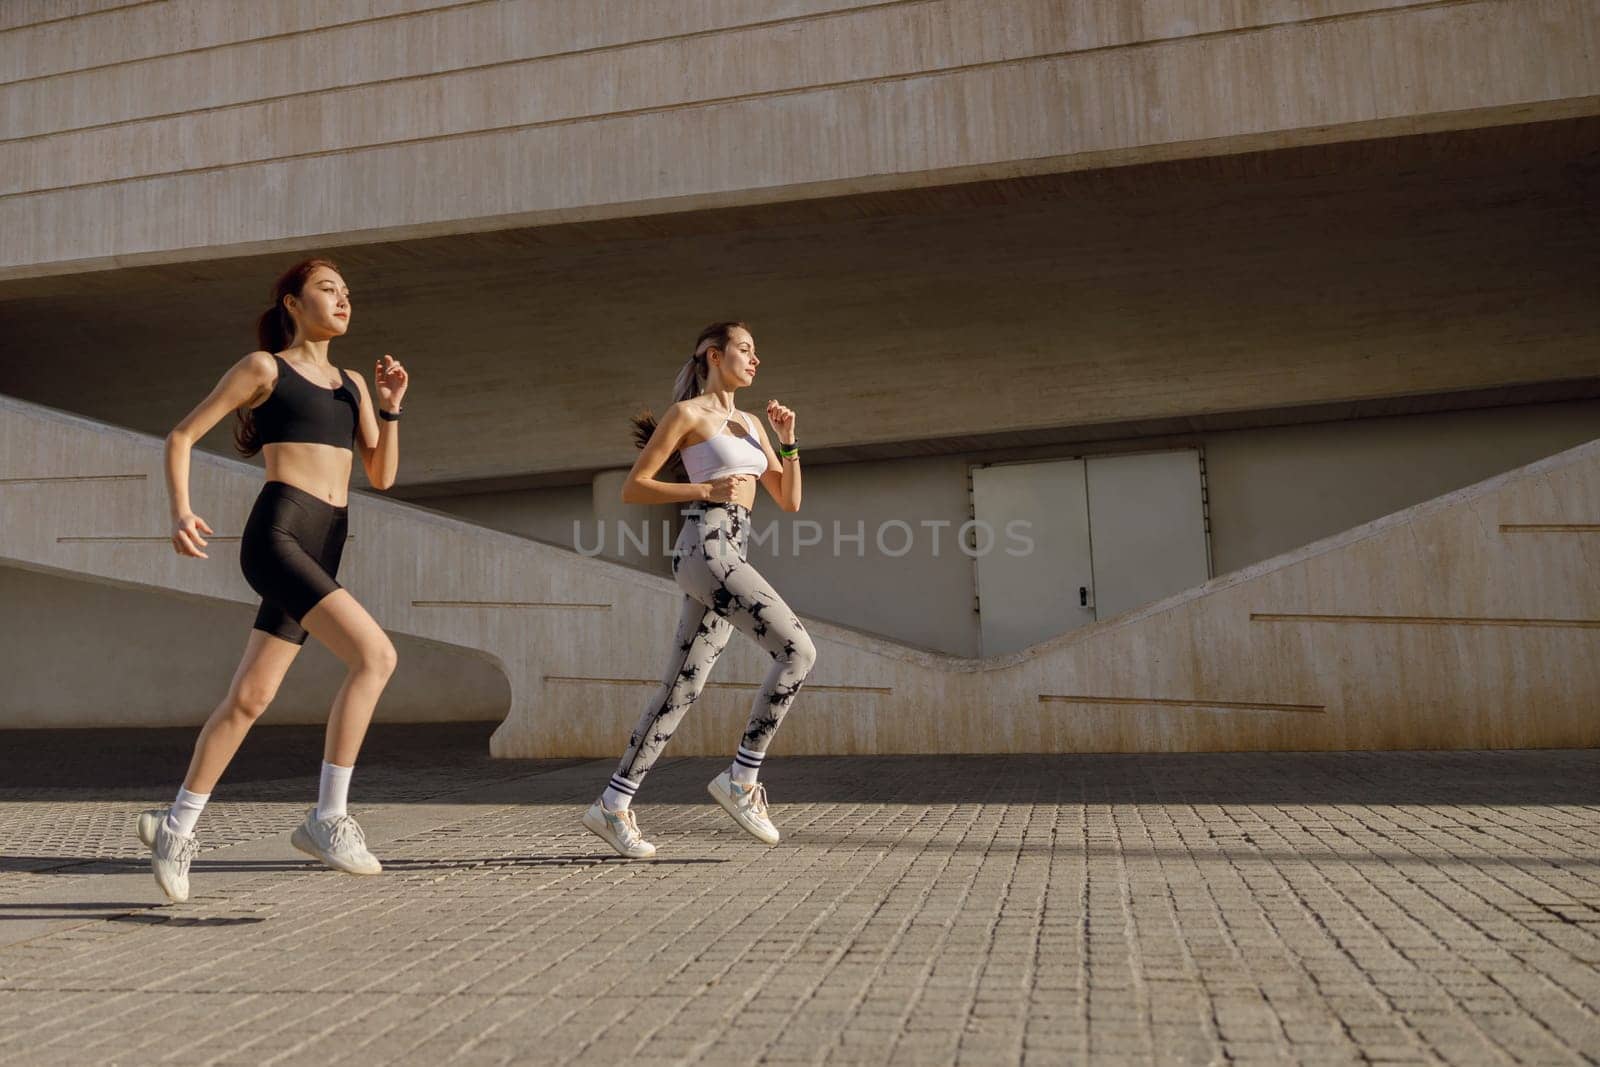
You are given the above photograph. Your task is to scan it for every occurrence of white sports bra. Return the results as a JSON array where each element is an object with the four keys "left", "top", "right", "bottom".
[{"left": 680, "top": 409, "right": 769, "bottom": 483}]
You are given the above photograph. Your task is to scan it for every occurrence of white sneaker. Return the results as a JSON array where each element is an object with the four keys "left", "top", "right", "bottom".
[
  {"left": 707, "top": 771, "right": 780, "bottom": 845},
  {"left": 581, "top": 801, "right": 657, "bottom": 859},
  {"left": 136, "top": 808, "right": 165, "bottom": 848},
  {"left": 290, "top": 809, "right": 382, "bottom": 875},
  {"left": 150, "top": 820, "right": 199, "bottom": 903}
]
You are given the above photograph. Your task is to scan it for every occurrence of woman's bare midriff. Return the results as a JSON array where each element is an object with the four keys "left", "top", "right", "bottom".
[
  {"left": 711, "top": 478, "right": 759, "bottom": 510},
  {"left": 262, "top": 442, "right": 355, "bottom": 506}
]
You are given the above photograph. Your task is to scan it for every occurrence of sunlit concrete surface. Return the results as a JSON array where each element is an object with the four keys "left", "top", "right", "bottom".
[{"left": 2, "top": 725, "right": 1599, "bottom": 1065}]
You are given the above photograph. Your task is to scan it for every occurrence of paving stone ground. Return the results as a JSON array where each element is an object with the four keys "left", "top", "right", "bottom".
[{"left": 2, "top": 724, "right": 1599, "bottom": 1065}]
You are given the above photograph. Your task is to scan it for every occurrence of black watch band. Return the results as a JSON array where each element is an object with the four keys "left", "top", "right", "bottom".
[{"left": 379, "top": 408, "right": 402, "bottom": 422}]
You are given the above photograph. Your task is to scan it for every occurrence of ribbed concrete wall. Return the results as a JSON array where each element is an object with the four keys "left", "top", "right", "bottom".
[
  {"left": 0, "top": 565, "right": 509, "bottom": 728},
  {"left": 4, "top": 393, "right": 1597, "bottom": 754},
  {"left": 4, "top": 0, "right": 1596, "bottom": 277},
  {"left": 2, "top": 122, "right": 1595, "bottom": 487},
  {"left": 408, "top": 399, "right": 1600, "bottom": 658}
]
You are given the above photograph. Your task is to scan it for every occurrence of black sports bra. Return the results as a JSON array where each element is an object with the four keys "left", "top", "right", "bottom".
[{"left": 252, "top": 355, "right": 360, "bottom": 449}]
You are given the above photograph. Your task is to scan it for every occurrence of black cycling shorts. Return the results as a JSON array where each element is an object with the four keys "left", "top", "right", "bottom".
[{"left": 239, "top": 481, "right": 348, "bottom": 646}]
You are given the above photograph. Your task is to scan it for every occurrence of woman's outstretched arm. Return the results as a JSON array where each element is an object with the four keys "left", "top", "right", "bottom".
[{"left": 164, "top": 351, "right": 276, "bottom": 558}]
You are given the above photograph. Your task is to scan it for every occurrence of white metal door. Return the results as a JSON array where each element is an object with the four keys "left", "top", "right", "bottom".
[
  {"left": 971, "top": 459, "right": 1096, "bottom": 656},
  {"left": 1085, "top": 449, "right": 1210, "bottom": 621}
]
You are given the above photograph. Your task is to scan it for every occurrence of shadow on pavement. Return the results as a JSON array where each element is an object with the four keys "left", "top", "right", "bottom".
[
  {"left": 0, "top": 900, "right": 152, "bottom": 911},
  {"left": 2, "top": 723, "right": 1598, "bottom": 807},
  {"left": 1, "top": 855, "right": 725, "bottom": 877},
  {"left": 109, "top": 914, "right": 266, "bottom": 927},
  {"left": 379, "top": 855, "right": 724, "bottom": 869}
]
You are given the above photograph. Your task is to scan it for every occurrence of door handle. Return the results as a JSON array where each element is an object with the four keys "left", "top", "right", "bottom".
[{"left": 1079, "top": 586, "right": 1088, "bottom": 607}]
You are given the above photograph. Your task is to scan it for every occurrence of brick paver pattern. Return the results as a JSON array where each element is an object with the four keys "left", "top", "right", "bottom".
[{"left": 2, "top": 725, "right": 1599, "bottom": 1065}]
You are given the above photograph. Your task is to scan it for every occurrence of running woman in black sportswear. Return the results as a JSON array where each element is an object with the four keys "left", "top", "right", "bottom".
[{"left": 141, "top": 258, "right": 409, "bottom": 902}]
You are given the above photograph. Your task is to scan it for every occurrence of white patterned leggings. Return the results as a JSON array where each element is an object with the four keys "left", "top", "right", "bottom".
[{"left": 615, "top": 502, "right": 817, "bottom": 786}]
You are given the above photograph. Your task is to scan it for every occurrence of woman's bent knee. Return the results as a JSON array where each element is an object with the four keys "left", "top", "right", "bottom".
[
  {"left": 225, "top": 681, "right": 276, "bottom": 723},
  {"left": 787, "top": 632, "right": 817, "bottom": 676},
  {"left": 356, "top": 637, "right": 398, "bottom": 679}
]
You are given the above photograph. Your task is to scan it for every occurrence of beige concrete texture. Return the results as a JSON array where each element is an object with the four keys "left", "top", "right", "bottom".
[
  {"left": 8, "top": 737, "right": 1600, "bottom": 1064},
  {"left": 3, "top": 120, "right": 1597, "bottom": 490},
  {"left": 4, "top": 0, "right": 1597, "bottom": 277},
  {"left": 564, "top": 401, "right": 1600, "bottom": 658},
  {"left": 4, "top": 392, "right": 1597, "bottom": 754},
  {"left": 0, "top": 565, "right": 510, "bottom": 728},
  {"left": 409, "top": 481, "right": 593, "bottom": 553},
  {"left": 1194, "top": 401, "right": 1600, "bottom": 575}
]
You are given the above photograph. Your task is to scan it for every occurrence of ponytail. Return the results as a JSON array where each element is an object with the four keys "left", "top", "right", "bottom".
[
  {"left": 629, "top": 320, "right": 746, "bottom": 481},
  {"left": 235, "top": 257, "right": 338, "bottom": 457}
]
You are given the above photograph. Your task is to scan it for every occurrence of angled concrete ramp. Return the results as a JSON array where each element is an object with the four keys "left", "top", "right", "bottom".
[{"left": 3, "top": 393, "right": 1597, "bottom": 755}]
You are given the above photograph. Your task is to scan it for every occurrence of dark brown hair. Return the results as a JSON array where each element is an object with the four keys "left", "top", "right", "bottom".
[
  {"left": 630, "top": 321, "right": 747, "bottom": 481},
  {"left": 235, "top": 257, "right": 340, "bottom": 457}
]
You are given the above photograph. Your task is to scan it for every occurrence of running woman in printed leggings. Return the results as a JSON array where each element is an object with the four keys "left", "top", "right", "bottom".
[
  {"left": 142, "top": 258, "right": 409, "bottom": 903},
  {"left": 582, "top": 321, "right": 817, "bottom": 858}
]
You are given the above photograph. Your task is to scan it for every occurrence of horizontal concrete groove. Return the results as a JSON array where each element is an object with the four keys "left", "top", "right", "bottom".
[
  {"left": 1040, "top": 694, "right": 1328, "bottom": 714},
  {"left": 0, "top": 0, "right": 1478, "bottom": 145},
  {"left": 544, "top": 675, "right": 895, "bottom": 694},
  {"left": 0, "top": 0, "right": 933, "bottom": 147},
  {"left": 1252, "top": 612, "right": 1600, "bottom": 629},
  {"left": 0, "top": 0, "right": 1535, "bottom": 203},
  {"left": 0, "top": 0, "right": 879, "bottom": 89},
  {"left": 1501, "top": 523, "right": 1600, "bottom": 533},
  {"left": 0, "top": 473, "right": 145, "bottom": 484},
  {"left": 0, "top": 0, "right": 489, "bottom": 80},
  {"left": 0, "top": 0, "right": 928, "bottom": 134},
  {"left": 0, "top": 0, "right": 155, "bottom": 35}
]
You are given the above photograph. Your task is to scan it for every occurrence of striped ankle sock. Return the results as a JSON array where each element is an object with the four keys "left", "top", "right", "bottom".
[
  {"left": 601, "top": 775, "right": 638, "bottom": 812},
  {"left": 730, "top": 745, "right": 765, "bottom": 786}
]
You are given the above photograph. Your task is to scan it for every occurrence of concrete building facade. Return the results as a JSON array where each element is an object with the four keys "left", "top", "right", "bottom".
[{"left": 1, "top": 0, "right": 1596, "bottom": 742}]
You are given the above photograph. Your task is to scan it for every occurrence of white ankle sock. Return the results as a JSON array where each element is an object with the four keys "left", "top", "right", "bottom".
[
  {"left": 602, "top": 775, "right": 637, "bottom": 812},
  {"left": 316, "top": 761, "right": 354, "bottom": 821},
  {"left": 731, "top": 745, "right": 765, "bottom": 786},
  {"left": 164, "top": 787, "right": 209, "bottom": 836}
]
